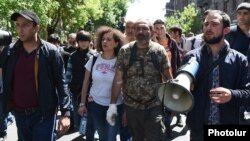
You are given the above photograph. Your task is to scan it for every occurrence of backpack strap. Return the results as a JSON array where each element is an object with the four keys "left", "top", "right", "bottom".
[
  {"left": 89, "top": 56, "right": 97, "bottom": 83},
  {"left": 191, "top": 37, "right": 196, "bottom": 50},
  {"left": 122, "top": 42, "right": 162, "bottom": 79},
  {"left": 123, "top": 42, "right": 137, "bottom": 79},
  {"left": 87, "top": 56, "right": 97, "bottom": 94},
  {"left": 149, "top": 49, "right": 161, "bottom": 74}
]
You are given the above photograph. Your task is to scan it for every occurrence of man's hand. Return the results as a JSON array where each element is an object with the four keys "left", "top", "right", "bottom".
[
  {"left": 106, "top": 104, "right": 117, "bottom": 126},
  {"left": 210, "top": 87, "right": 232, "bottom": 104},
  {"left": 57, "top": 116, "right": 70, "bottom": 135}
]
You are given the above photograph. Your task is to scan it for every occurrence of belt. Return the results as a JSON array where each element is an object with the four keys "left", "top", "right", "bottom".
[{"left": 15, "top": 107, "right": 40, "bottom": 115}]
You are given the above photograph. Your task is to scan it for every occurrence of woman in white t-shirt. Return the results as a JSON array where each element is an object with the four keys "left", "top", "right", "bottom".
[{"left": 78, "top": 26, "right": 127, "bottom": 141}]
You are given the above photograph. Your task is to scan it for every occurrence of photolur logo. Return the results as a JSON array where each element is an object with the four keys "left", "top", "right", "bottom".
[{"left": 208, "top": 129, "right": 247, "bottom": 136}]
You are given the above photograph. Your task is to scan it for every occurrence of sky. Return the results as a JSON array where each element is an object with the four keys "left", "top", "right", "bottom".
[{"left": 125, "top": 0, "right": 170, "bottom": 22}]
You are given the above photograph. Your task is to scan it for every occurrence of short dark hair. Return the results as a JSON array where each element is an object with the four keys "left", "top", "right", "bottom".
[
  {"left": 204, "top": 9, "right": 231, "bottom": 28},
  {"left": 76, "top": 30, "right": 91, "bottom": 42},
  {"left": 153, "top": 19, "right": 165, "bottom": 25},
  {"left": 169, "top": 25, "right": 182, "bottom": 35},
  {"left": 47, "top": 33, "right": 60, "bottom": 44}
]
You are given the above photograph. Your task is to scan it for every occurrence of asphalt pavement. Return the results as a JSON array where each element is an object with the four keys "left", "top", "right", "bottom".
[{"left": 7, "top": 114, "right": 190, "bottom": 141}]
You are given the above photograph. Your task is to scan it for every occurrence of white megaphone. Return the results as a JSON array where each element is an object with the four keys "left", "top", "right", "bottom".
[{"left": 157, "top": 57, "right": 199, "bottom": 113}]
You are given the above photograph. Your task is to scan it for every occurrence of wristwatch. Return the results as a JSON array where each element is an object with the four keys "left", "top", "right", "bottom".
[{"left": 79, "top": 102, "right": 85, "bottom": 107}]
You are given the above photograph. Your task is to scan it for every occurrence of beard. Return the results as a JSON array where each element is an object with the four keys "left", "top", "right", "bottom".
[
  {"left": 204, "top": 33, "right": 224, "bottom": 44},
  {"left": 136, "top": 34, "right": 150, "bottom": 44}
]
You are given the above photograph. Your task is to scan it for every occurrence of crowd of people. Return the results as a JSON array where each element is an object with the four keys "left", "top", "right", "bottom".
[{"left": 0, "top": 2, "right": 250, "bottom": 141}]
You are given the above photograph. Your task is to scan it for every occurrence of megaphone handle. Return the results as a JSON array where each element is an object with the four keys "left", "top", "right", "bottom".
[{"left": 167, "top": 79, "right": 178, "bottom": 83}]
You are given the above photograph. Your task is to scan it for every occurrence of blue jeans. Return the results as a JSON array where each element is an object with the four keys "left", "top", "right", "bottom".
[
  {"left": 13, "top": 110, "right": 57, "bottom": 141},
  {"left": 88, "top": 101, "right": 122, "bottom": 141},
  {"left": 85, "top": 104, "right": 96, "bottom": 141}
]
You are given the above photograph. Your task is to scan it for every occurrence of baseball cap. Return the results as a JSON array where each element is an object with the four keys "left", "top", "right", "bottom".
[
  {"left": 237, "top": 2, "right": 250, "bottom": 11},
  {"left": 11, "top": 10, "right": 40, "bottom": 24}
]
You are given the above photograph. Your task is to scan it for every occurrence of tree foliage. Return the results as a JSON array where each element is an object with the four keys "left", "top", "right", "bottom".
[
  {"left": 0, "top": 0, "right": 131, "bottom": 39},
  {"left": 165, "top": 3, "right": 202, "bottom": 35},
  {"left": 94, "top": 0, "right": 129, "bottom": 29}
]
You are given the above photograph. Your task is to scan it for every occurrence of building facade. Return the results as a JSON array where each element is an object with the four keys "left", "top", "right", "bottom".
[{"left": 166, "top": 0, "right": 250, "bottom": 21}]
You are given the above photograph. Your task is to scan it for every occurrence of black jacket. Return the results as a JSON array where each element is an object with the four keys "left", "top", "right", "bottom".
[
  {"left": 68, "top": 48, "right": 94, "bottom": 94},
  {"left": 0, "top": 39, "right": 72, "bottom": 117}
]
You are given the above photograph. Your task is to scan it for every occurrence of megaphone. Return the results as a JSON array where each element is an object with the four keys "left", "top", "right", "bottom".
[{"left": 158, "top": 57, "right": 199, "bottom": 113}]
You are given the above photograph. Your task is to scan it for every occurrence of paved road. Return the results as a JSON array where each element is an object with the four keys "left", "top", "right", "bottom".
[{"left": 7, "top": 114, "right": 190, "bottom": 141}]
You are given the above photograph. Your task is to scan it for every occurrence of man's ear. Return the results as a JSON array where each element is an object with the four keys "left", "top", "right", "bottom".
[
  {"left": 150, "top": 28, "right": 155, "bottom": 37},
  {"left": 34, "top": 25, "right": 40, "bottom": 32},
  {"left": 224, "top": 27, "right": 230, "bottom": 34}
]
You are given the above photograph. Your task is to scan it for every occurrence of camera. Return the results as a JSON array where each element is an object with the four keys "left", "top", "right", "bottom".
[{"left": 0, "top": 29, "right": 12, "bottom": 46}]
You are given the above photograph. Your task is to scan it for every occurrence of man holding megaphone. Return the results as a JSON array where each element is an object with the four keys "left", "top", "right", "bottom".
[{"left": 180, "top": 10, "right": 250, "bottom": 141}]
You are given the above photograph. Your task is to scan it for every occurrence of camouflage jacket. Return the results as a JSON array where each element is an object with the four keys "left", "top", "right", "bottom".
[{"left": 116, "top": 41, "right": 170, "bottom": 109}]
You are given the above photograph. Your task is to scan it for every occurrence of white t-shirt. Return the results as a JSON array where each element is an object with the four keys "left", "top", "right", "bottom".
[{"left": 85, "top": 54, "right": 123, "bottom": 106}]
